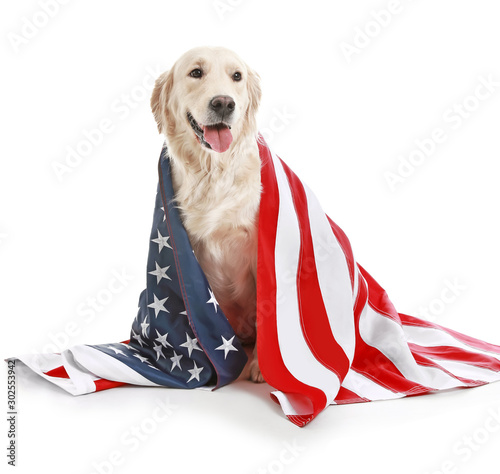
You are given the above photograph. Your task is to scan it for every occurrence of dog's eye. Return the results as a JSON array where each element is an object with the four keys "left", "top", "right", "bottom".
[
  {"left": 189, "top": 68, "right": 203, "bottom": 79},
  {"left": 232, "top": 72, "right": 242, "bottom": 82}
]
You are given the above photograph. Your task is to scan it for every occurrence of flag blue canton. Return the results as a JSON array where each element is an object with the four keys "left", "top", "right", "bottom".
[{"left": 90, "top": 146, "right": 248, "bottom": 388}]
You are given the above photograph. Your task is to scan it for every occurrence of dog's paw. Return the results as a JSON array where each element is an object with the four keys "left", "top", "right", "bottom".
[{"left": 249, "top": 358, "right": 265, "bottom": 383}]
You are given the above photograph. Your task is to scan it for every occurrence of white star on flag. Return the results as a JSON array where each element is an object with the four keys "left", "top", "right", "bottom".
[
  {"left": 148, "top": 261, "right": 171, "bottom": 284},
  {"left": 141, "top": 315, "right": 150, "bottom": 337},
  {"left": 107, "top": 345, "right": 126, "bottom": 356},
  {"left": 206, "top": 288, "right": 219, "bottom": 313},
  {"left": 170, "top": 351, "right": 183, "bottom": 371},
  {"left": 151, "top": 230, "right": 172, "bottom": 252},
  {"left": 148, "top": 293, "right": 169, "bottom": 317},
  {"left": 180, "top": 333, "right": 202, "bottom": 357},
  {"left": 131, "top": 329, "right": 145, "bottom": 347},
  {"left": 153, "top": 343, "right": 167, "bottom": 361},
  {"left": 215, "top": 335, "right": 238, "bottom": 359},
  {"left": 187, "top": 361, "right": 204, "bottom": 382},
  {"left": 155, "top": 329, "right": 172, "bottom": 348},
  {"left": 133, "top": 353, "right": 149, "bottom": 363},
  {"left": 160, "top": 206, "right": 166, "bottom": 222}
]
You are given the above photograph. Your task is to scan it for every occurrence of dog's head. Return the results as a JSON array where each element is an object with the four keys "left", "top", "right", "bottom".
[{"left": 151, "top": 46, "right": 261, "bottom": 156}]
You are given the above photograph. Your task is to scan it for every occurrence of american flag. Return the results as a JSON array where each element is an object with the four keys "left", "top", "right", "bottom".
[
  {"left": 256, "top": 139, "right": 500, "bottom": 426},
  {"left": 12, "top": 139, "right": 500, "bottom": 426},
  {"left": 14, "top": 146, "right": 248, "bottom": 396}
]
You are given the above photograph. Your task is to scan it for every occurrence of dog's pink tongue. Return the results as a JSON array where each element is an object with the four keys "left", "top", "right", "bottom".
[{"left": 203, "top": 125, "right": 233, "bottom": 153}]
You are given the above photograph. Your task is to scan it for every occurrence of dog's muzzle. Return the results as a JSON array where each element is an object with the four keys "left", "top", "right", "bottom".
[{"left": 187, "top": 111, "right": 233, "bottom": 153}]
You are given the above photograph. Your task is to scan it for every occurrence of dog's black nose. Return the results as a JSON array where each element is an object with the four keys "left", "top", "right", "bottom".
[{"left": 209, "top": 95, "right": 235, "bottom": 117}]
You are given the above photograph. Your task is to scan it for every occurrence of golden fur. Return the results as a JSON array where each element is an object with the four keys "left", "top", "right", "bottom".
[{"left": 150, "top": 46, "right": 263, "bottom": 382}]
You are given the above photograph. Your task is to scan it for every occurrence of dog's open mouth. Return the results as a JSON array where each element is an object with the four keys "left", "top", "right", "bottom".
[{"left": 187, "top": 112, "right": 233, "bottom": 153}]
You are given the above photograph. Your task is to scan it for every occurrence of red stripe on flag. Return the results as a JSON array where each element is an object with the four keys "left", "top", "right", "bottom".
[
  {"left": 327, "top": 216, "right": 356, "bottom": 291},
  {"left": 286, "top": 414, "right": 314, "bottom": 427},
  {"left": 44, "top": 366, "right": 70, "bottom": 379},
  {"left": 279, "top": 158, "right": 350, "bottom": 381},
  {"left": 257, "top": 140, "right": 326, "bottom": 425},
  {"left": 409, "top": 349, "right": 484, "bottom": 386},
  {"left": 94, "top": 379, "right": 128, "bottom": 392},
  {"left": 409, "top": 343, "right": 500, "bottom": 372},
  {"left": 400, "top": 313, "right": 500, "bottom": 354},
  {"left": 358, "top": 264, "right": 401, "bottom": 324},
  {"left": 350, "top": 274, "right": 432, "bottom": 396},
  {"left": 334, "top": 386, "right": 370, "bottom": 404}
]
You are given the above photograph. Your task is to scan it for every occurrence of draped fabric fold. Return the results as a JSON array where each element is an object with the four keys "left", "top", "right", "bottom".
[
  {"left": 10, "top": 139, "right": 500, "bottom": 426},
  {"left": 12, "top": 146, "right": 248, "bottom": 396},
  {"left": 256, "top": 139, "right": 500, "bottom": 426}
]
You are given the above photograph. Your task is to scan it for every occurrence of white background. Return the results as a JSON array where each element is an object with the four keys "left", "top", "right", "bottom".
[{"left": 2, "top": 1, "right": 500, "bottom": 473}]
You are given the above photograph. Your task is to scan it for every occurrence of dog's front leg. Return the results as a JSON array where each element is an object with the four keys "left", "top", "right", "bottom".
[
  {"left": 238, "top": 341, "right": 265, "bottom": 383},
  {"left": 248, "top": 343, "right": 265, "bottom": 383}
]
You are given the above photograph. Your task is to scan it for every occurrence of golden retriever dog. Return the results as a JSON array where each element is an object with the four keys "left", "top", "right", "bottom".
[{"left": 150, "top": 46, "right": 264, "bottom": 382}]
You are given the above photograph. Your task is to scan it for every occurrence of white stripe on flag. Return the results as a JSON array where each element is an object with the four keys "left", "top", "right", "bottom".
[
  {"left": 341, "top": 369, "right": 406, "bottom": 402},
  {"left": 426, "top": 358, "right": 500, "bottom": 383},
  {"left": 303, "top": 183, "right": 356, "bottom": 364},
  {"left": 352, "top": 262, "right": 360, "bottom": 306},
  {"left": 402, "top": 324, "right": 500, "bottom": 361},
  {"left": 272, "top": 152, "right": 341, "bottom": 406},
  {"left": 70, "top": 345, "right": 162, "bottom": 388},
  {"left": 62, "top": 350, "right": 99, "bottom": 394},
  {"left": 271, "top": 391, "right": 299, "bottom": 416},
  {"left": 359, "top": 302, "right": 468, "bottom": 390},
  {"left": 14, "top": 352, "right": 98, "bottom": 396}
]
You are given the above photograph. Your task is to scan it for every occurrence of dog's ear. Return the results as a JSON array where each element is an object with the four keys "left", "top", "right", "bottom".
[
  {"left": 150, "top": 70, "right": 173, "bottom": 134},
  {"left": 246, "top": 66, "right": 262, "bottom": 120}
]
